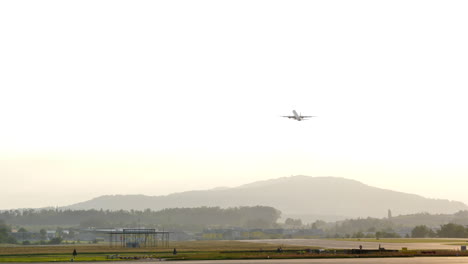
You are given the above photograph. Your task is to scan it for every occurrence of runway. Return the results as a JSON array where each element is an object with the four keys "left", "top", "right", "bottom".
[
  {"left": 243, "top": 238, "right": 464, "bottom": 250},
  {"left": 31, "top": 257, "right": 468, "bottom": 264}
]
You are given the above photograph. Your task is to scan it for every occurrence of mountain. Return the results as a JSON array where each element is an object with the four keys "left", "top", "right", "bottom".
[{"left": 65, "top": 176, "right": 468, "bottom": 221}]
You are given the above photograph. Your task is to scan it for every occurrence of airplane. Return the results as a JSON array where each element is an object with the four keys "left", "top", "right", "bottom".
[{"left": 282, "top": 110, "right": 315, "bottom": 121}]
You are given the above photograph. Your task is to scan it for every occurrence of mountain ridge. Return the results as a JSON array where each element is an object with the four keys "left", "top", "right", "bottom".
[{"left": 65, "top": 176, "right": 467, "bottom": 221}]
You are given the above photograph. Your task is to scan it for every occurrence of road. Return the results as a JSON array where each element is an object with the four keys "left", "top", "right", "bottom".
[{"left": 243, "top": 239, "right": 464, "bottom": 250}]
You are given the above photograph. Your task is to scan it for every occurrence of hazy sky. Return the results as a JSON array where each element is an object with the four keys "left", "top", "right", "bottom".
[{"left": 1, "top": 0, "right": 467, "bottom": 210}]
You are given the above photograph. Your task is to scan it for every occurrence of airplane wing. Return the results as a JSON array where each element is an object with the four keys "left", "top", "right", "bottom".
[{"left": 282, "top": 116, "right": 296, "bottom": 119}]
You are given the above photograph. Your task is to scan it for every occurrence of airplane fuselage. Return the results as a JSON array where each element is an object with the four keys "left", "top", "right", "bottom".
[
  {"left": 282, "top": 110, "right": 313, "bottom": 121},
  {"left": 292, "top": 110, "right": 303, "bottom": 121}
]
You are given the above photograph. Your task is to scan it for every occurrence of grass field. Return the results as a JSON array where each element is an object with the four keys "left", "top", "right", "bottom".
[
  {"left": 2, "top": 239, "right": 468, "bottom": 262},
  {"left": 0, "top": 241, "right": 305, "bottom": 255},
  {"left": 0, "top": 241, "right": 308, "bottom": 262}
]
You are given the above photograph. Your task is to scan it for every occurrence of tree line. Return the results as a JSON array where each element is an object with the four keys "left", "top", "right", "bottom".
[
  {"left": 0, "top": 220, "right": 16, "bottom": 244},
  {"left": 316, "top": 210, "right": 468, "bottom": 238},
  {"left": 4, "top": 207, "right": 468, "bottom": 239},
  {"left": 0, "top": 206, "right": 281, "bottom": 231},
  {"left": 411, "top": 223, "right": 468, "bottom": 238}
]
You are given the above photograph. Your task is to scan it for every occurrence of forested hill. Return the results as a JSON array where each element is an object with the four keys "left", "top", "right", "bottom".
[
  {"left": 321, "top": 210, "right": 468, "bottom": 237},
  {"left": 66, "top": 176, "right": 468, "bottom": 219},
  {"left": 0, "top": 206, "right": 280, "bottom": 231}
]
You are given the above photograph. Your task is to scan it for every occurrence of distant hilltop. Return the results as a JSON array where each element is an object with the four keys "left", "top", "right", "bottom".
[{"left": 64, "top": 176, "right": 468, "bottom": 221}]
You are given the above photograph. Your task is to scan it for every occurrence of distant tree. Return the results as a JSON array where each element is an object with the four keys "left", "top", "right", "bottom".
[
  {"left": 79, "top": 218, "right": 110, "bottom": 228},
  {"left": 453, "top": 210, "right": 468, "bottom": 218},
  {"left": 0, "top": 220, "right": 10, "bottom": 236},
  {"left": 285, "top": 218, "right": 302, "bottom": 227},
  {"left": 65, "top": 229, "right": 76, "bottom": 240},
  {"left": 48, "top": 237, "right": 63, "bottom": 245},
  {"left": 411, "top": 225, "right": 433, "bottom": 238},
  {"left": 353, "top": 231, "right": 364, "bottom": 238},
  {"left": 245, "top": 219, "right": 271, "bottom": 229},
  {"left": 376, "top": 229, "right": 400, "bottom": 238},
  {"left": 56, "top": 227, "right": 64, "bottom": 237},
  {"left": 39, "top": 229, "right": 47, "bottom": 240},
  {"left": 0, "top": 220, "right": 16, "bottom": 244},
  {"left": 18, "top": 227, "right": 28, "bottom": 232},
  {"left": 438, "top": 223, "right": 467, "bottom": 238},
  {"left": 294, "top": 218, "right": 303, "bottom": 227},
  {"left": 311, "top": 220, "right": 326, "bottom": 230}
]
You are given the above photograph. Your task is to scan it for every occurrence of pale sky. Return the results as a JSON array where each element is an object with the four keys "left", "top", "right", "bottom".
[{"left": 1, "top": 0, "right": 468, "bottom": 210}]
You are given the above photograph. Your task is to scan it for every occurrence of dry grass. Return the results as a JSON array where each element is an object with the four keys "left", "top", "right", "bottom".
[{"left": 0, "top": 240, "right": 304, "bottom": 255}]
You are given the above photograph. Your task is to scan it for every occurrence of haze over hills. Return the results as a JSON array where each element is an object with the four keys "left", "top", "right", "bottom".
[{"left": 65, "top": 176, "right": 468, "bottom": 222}]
